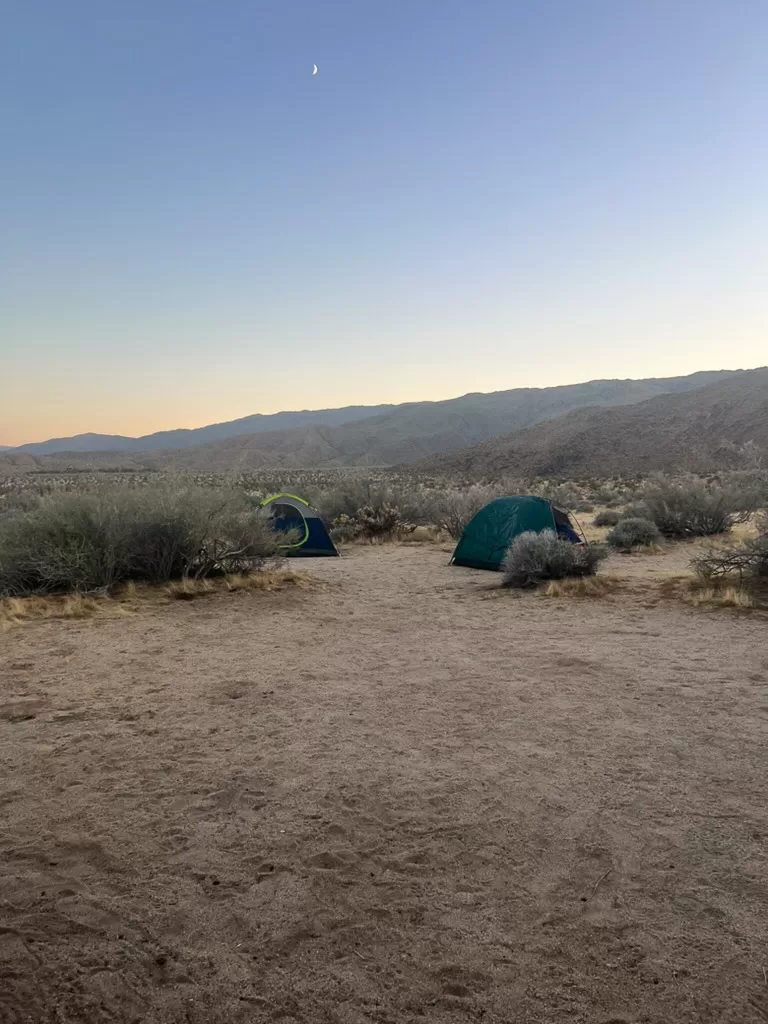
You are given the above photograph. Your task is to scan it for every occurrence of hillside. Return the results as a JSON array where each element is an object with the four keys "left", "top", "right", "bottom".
[
  {"left": 11, "top": 404, "right": 397, "bottom": 455},
  {"left": 0, "top": 369, "right": 744, "bottom": 475},
  {"left": 415, "top": 368, "right": 768, "bottom": 479}
]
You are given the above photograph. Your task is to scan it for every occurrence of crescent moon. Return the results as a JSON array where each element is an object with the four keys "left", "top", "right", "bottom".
[{"left": 312, "top": 64, "right": 318, "bottom": 75}]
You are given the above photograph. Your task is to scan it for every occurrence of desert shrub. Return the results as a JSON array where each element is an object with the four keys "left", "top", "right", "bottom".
[
  {"left": 329, "top": 513, "right": 361, "bottom": 544},
  {"left": 0, "top": 490, "right": 43, "bottom": 517},
  {"left": 502, "top": 531, "right": 607, "bottom": 588},
  {"left": 620, "top": 501, "right": 650, "bottom": 520},
  {"left": 692, "top": 512, "right": 768, "bottom": 586},
  {"left": 355, "top": 504, "right": 408, "bottom": 539},
  {"left": 593, "top": 509, "right": 621, "bottom": 527},
  {"left": 308, "top": 476, "right": 437, "bottom": 528},
  {"left": 310, "top": 479, "right": 394, "bottom": 524},
  {"left": 692, "top": 537, "right": 768, "bottom": 585},
  {"left": 0, "top": 485, "right": 284, "bottom": 596},
  {"left": 574, "top": 501, "right": 595, "bottom": 513},
  {"left": 330, "top": 503, "right": 409, "bottom": 542},
  {"left": 641, "top": 476, "right": 756, "bottom": 538},
  {"left": 429, "top": 485, "right": 495, "bottom": 539},
  {"left": 537, "top": 482, "right": 584, "bottom": 509},
  {"left": 607, "top": 517, "right": 661, "bottom": 550}
]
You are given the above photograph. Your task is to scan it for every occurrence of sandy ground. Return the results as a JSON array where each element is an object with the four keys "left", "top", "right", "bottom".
[{"left": 1, "top": 544, "right": 768, "bottom": 1024}]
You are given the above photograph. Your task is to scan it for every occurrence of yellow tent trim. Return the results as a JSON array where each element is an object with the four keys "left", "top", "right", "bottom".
[{"left": 260, "top": 493, "right": 311, "bottom": 548}]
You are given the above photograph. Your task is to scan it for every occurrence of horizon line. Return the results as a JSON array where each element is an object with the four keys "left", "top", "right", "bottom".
[{"left": 3, "top": 365, "right": 760, "bottom": 450}]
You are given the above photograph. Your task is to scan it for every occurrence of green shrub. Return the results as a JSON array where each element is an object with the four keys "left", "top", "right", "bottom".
[
  {"left": 642, "top": 476, "right": 755, "bottom": 538},
  {"left": 429, "top": 486, "right": 495, "bottom": 539},
  {"left": 537, "top": 482, "right": 584, "bottom": 509},
  {"left": 330, "top": 503, "right": 409, "bottom": 542},
  {"left": 502, "top": 531, "right": 607, "bottom": 588},
  {"left": 310, "top": 480, "right": 394, "bottom": 524},
  {"left": 0, "top": 485, "right": 284, "bottom": 596},
  {"left": 607, "top": 517, "right": 661, "bottom": 550},
  {"left": 593, "top": 509, "right": 621, "bottom": 527},
  {"left": 620, "top": 501, "right": 650, "bottom": 521}
]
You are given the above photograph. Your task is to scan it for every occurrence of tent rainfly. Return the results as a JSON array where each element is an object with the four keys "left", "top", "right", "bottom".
[{"left": 260, "top": 493, "right": 339, "bottom": 557}]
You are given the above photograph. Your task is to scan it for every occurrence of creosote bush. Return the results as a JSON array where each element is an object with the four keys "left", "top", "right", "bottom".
[
  {"left": 0, "top": 485, "right": 284, "bottom": 596},
  {"left": 593, "top": 509, "right": 621, "bottom": 527},
  {"left": 641, "top": 476, "right": 756, "bottom": 538},
  {"left": 502, "top": 530, "right": 607, "bottom": 588},
  {"left": 607, "top": 517, "right": 661, "bottom": 550},
  {"left": 429, "top": 485, "right": 496, "bottom": 540}
]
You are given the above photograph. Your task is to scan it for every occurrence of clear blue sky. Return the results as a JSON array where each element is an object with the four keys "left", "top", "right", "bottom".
[{"left": 2, "top": 0, "right": 766, "bottom": 444}]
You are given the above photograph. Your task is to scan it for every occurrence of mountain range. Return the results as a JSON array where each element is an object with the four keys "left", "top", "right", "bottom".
[
  {"left": 9, "top": 404, "right": 398, "bottom": 455},
  {"left": 1, "top": 367, "right": 765, "bottom": 478},
  {"left": 416, "top": 368, "right": 768, "bottom": 479}
]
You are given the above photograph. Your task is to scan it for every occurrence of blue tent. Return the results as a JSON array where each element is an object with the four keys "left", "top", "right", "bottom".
[{"left": 260, "top": 494, "right": 339, "bottom": 557}]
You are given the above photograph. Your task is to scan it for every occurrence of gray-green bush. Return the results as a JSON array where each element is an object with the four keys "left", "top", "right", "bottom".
[
  {"left": 502, "top": 531, "right": 607, "bottom": 588},
  {"left": 607, "top": 517, "right": 661, "bottom": 550},
  {"left": 428, "top": 485, "right": 496, "bottom": 540},
  {"left": 641, "top": 476, "right": 756, "bottom": 538},
  {"left": 593, "top": 509, "right": 621, "bottom": 527},
  {"left": 0, "top": 485, "right": 284, "bottom": 596}
]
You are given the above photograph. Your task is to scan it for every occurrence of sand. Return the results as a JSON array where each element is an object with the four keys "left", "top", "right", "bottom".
[{"left": 1, "top": 544, "right": 767, "bottom": 1023}]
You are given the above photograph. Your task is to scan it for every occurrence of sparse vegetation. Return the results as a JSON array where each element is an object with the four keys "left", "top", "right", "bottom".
[
  {"left": 0, "top": 484, "right": 286, "bottom": 596},
  {"left": 692, "top": 512, "right": 768, "bottom": 588},
  {"left": 607, "top": 517, "right": 661, "bottom": 551},
  {"left": 429, "top": 485, "right": 495, "bottom": 539},
  {"left": 540, "top": 576, "right": 620, "bottom": 598},
  {"left": 593, "top": 509, "right": 621, "bottom": 527},
  {"left": 331, "top": 504, "right": 411, "bottom": 542},
  {"left": 0, "top": 592, "right": 133, "bottom": 630},
  {"left": 502, "top": 531, "right": 607, "bottom": 588},
  {"left": 640, "top": 475, "right": 758, "bottom": 538}
]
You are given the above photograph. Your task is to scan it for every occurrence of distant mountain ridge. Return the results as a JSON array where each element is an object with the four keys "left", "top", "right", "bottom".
[
  {"left": 0, "top": 368, "right": 760, "bottom": 477},
  {"left": 415, "top": 368, "right": 768, "bottom": 479},
  {"left": 5, "top": 370, "right": 738, "bottom": 457},
  {"left": 10, "top": 404, "right": 398, "bottom": 455}
]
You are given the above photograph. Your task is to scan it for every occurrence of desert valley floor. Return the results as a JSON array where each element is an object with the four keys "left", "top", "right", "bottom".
[{"left": 1, "top": 544, "right": 767, "bottom": 1024}]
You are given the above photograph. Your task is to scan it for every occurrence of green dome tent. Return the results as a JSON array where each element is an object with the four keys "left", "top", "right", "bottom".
[{"left": 450, "top": 496, "right": 581, "bottom": 571}]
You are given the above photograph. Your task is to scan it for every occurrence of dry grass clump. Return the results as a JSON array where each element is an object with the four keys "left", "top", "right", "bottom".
[
  {"left": 166, "top": 579, "right": 217, "bottom": 600},
  {"left": 397, "top": 525, "right": 444, "bottom": 544},
  {"left": 226, "top": 569, "right": 310, "bottom": 592},
  {"left": 0, "top": 592, "right": 134, "bottom": 630},
  {"left": 2, "top": 569, "right": 311, "bottom": 628},
  {"left": 168, "top": 570, "right": 310, "bottom": 600},
  {"left": 539, "top": 576, "right": 620, "bottom": 598},
  {"left": 688, "top": 585, "right": 756, "bottom": 610},
  {"left": 660, "top": 577, "right": 766, "bottom": 613}
]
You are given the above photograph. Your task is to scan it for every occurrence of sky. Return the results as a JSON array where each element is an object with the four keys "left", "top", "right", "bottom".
[{"left": 1, "top": 0, "right": 767, "bottom": 446}]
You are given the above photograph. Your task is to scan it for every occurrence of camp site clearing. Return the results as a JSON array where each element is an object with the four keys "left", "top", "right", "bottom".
[{"left": 2, "top": 543, "right": 767, "bottom": 1024}]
